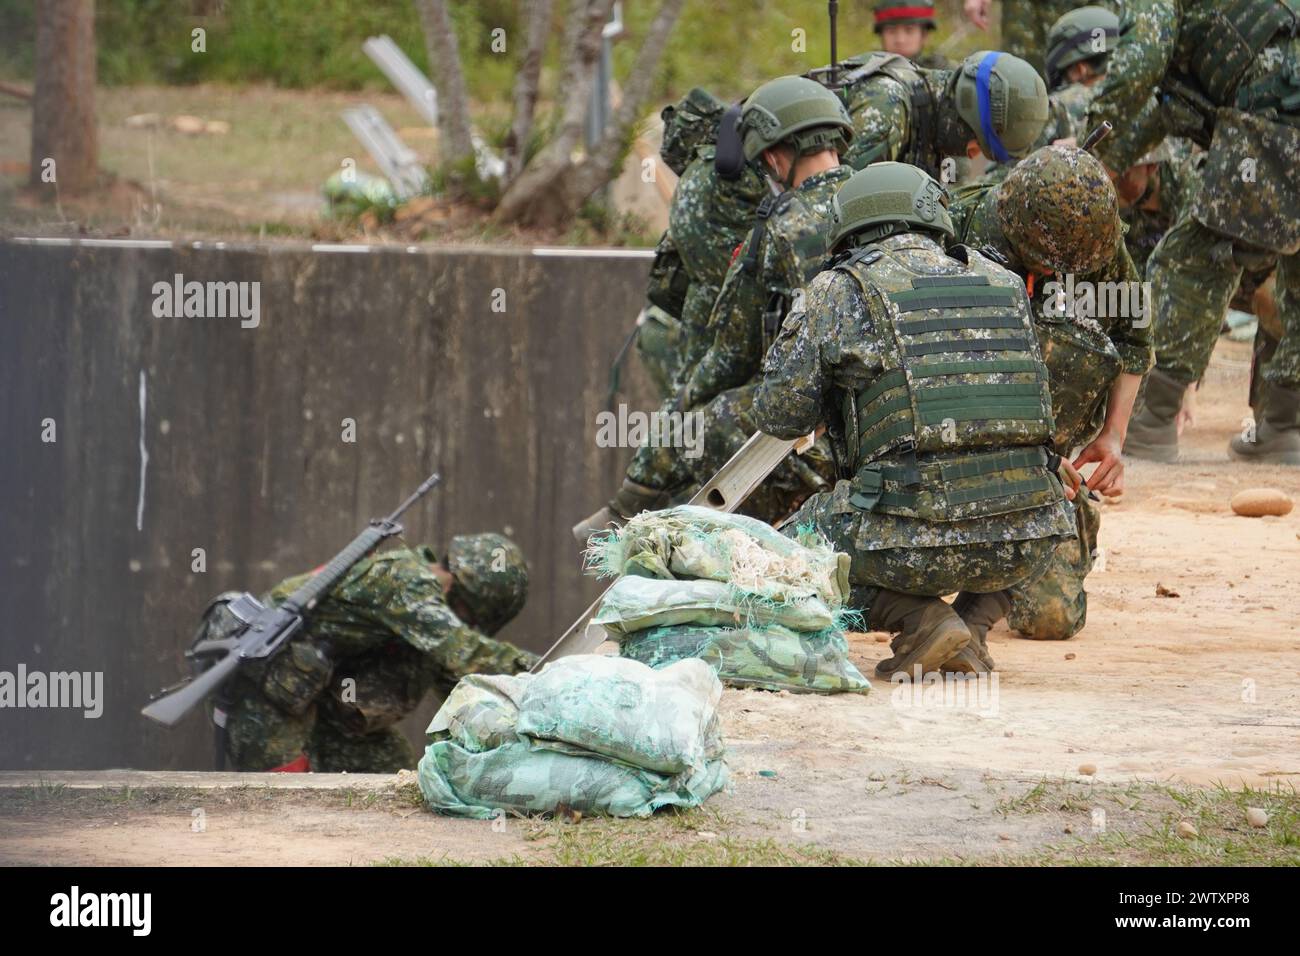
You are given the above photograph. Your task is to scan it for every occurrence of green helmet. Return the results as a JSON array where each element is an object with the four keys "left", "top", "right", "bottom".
[
  {"left": 954, "top": 51, "right": 1049, "bottom": 162},
  {"left": 829, "top": 161, "right": 954, "bottom": 249},
  {"left": 1045, "top": 6, "right": 1120, "bottom": 89},
  {"left": 739, "top": 75, "right": 853, "bottom": 163},
  {"left": 996, "top": 144, "right": 1119, "bottom": 275},
  {"left": 446, "top": 533, "right": 529, "bottom": 635}
]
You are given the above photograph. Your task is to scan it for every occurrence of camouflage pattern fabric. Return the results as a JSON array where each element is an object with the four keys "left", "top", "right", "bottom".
[
  {"left": 1006, "top": 490, "right": 1100, "bottom": 640},
  {"left": 627, "top": 165, "right": 852, "bottom": 495},
  {"left": 1082, "top": 2, "right": 1300, "bottom": 392},
  {"left": 221, "top": 546, "right": 535, "bottom": 772},
  {"left": 1042, "top": 81, "right": 1097, "bottom": 145},
  {"left": 951, "top": 178, "right": 1152, "bottom": 450},
  {"left": 1000, "top": 0, "right": 1100, "bottom": 75},
  {"left": 754, "top": 231, "right": 1075, "bottom": 608},
  {"left": 838, "top": 62, "right": 955, "bottom": 175},
  {"left": 1121, "top": 145, "right": 1201, "bottom": 278}
]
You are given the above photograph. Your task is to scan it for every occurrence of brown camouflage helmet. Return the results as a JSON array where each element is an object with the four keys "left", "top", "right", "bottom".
[
  {"left": 995, "top": 144, "right": 1119, "bottom": 274},
  {"left": 446, "top": 533, "right": 529, "bottom": 635}
]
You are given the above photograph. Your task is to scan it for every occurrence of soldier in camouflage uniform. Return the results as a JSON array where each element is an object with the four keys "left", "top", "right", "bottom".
[
  {"left": 575, "top": 76, "right": 856, "bottom": 536},
  {"left": 756, "top": 163, "right": 1079, "bottom": 678},
  {"left": 873, "top": 1, "right": 950, "bottom": 70},
  {"left": 951, "top": 145, "right": 1152, "bottom": 639},
  {"left": 964, "top": 1, "right": 1106, "bottom": 76},
  {"left": 1082, "top": 0, "right": 1300, "bottom": 465},
  {"left": 834, "top": 48, "right": 1049, "bottom": 184},
  {"left": 1036, "top": 6, "right": 1121, "bottom": 145},
  {"left": 636, "top": 89, "right": 767, "bottom": 396},
  {"left": 212, "top": 534, "right": 535, "bottom": 773}
]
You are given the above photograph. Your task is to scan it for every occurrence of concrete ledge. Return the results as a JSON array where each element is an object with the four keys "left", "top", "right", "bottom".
[{"left": 0, "top": 770, "right": 402, "bottom": 790}]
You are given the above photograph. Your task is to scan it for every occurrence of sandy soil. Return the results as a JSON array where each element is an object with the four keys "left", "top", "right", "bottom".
[{"left": 1, "top": 337, "right": 1296, "bottom": 865}]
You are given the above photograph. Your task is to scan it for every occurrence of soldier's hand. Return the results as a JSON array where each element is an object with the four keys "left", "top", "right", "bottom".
[
  {"left": 964, "top": 0, "right": 992, "bottom": 29},
  {"left": 1072, "top": 430, "right": 1125, "bottom": 497}
]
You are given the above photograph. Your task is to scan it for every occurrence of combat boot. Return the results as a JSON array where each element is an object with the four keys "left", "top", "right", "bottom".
[
  {"left": 1122, "top": 368, "right": 1187, "bottom": 463},
  {"left": 571, "top": 479, "right": 666, "bottom": 543},
  {"left": 942, "top": 590, "right": 1009, "bottom": 673},
  {"left": 1229, "top": 384, "right": 1300, "bottom": 465},
  {"left": 869, "top": 592, "right": 972, "bottom": 680}
]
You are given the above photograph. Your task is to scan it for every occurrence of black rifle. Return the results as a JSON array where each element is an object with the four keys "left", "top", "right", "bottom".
[{"left": 141, "top": 472, "right": 442, "bottom": 727}]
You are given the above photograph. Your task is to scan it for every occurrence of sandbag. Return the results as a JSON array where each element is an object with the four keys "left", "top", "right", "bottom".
[
  {"left": 517, "top": 656, "right": 723, "bottom": 775},
  {"left": 619, "top": 623, "right": 871, "bottom": 695},
  {"left": 589, "top": 505, "right": 850, "bottom": 609},
  {"left": 425, "top": 673, "right": 532, "bottom": 753},
  {"left": 418, "top": 740, "right": 729, "bottom": 819},
  {"left": 591, "top": 575, "right": 838, "bottom": 636}
]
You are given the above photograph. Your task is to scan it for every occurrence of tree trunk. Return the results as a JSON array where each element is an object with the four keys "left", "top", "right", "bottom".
[
  {"left": 503, "top": 0, "right": 555, "bottom": 183},
  {"left": 494, "top": 0, "right": 683, "bottom": 229},
  {"left": 414, "top": 0, "right": 474, "bottom": 167},
  {"left": 31, "top": 0, "right": 97, "bottom": 194}
]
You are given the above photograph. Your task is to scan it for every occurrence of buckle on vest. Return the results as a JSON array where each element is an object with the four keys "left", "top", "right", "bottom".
[{"left": 850, "top": 468, "right": 884, "bottom": 512}]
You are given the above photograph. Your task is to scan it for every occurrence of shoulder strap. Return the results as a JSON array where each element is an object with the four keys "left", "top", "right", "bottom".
[{"left": 740, "top": 191, "right": 794, "bottom": 276}]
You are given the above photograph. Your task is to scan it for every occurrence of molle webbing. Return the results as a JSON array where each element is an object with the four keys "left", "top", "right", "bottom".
[{"left": 850, "top": 446, "right": 1054, "bottom": 513}]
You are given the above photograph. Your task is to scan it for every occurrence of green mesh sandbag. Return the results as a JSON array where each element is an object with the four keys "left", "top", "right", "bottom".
[
  {"left": 587, "top": 505, "right": 850, "bottom": 609},
  {"left": 425, "top": 673, "right": 532, "bottom": 752},
  {"left": 592, "top": 576, "right": 838, "bottom": 635},
  {"left": 619, "top": 623, "right": 871, "bottom": 695},
  {"left": 517, "top": 656, "right": 723, "bottom": 775},
  {"left": 418, "top": 740, "right": 729, "bottom": 819}
]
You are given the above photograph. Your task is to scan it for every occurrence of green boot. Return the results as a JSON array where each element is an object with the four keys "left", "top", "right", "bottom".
[
  {"left": 1229, "top": 384, "right": 1300, "bottom": 465},
  {"left": 869, "top": 592, "right": 972, "bottom": 680},
  {"left": 942, "top": 590, "right": 1008, "bottom": 673},
  {"left": 572, "top": 480, "right": 666, "bottom": 543},
  {"left": 1123, "top": 368, "right": 1188, "bottom": 463}
]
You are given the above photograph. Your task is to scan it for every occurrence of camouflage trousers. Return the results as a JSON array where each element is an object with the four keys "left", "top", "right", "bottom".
[
  {"left": 1150, "top": 215, "right": 1300, "bottom": 390},
  {"left": 783, "top": 488, "right": 1061, "bottom": 618},
  {"left": 224, "top": 693, "right": 417, "bottom": 773},
  {"left": 1007, "top": 492, "right": 1099, "bottom": 640},
  {"left": 635, "top": 306, "right": 686, "bottom": 400},
  {"left": 626, "top": 383, "right": 837, "bottom": 524},
  {"left": 999, "top": 0, "right": 1089, "bottom": 75}
]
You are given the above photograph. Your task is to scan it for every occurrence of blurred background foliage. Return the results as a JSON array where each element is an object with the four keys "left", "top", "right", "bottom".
[{"left": 0, "top": 0, "right": 983, "bottom": 102}]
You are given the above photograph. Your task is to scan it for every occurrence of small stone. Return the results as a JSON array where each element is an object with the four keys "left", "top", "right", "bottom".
[
  {"left": 997, "top": 833, "right": 1012, "bottom": 842},
  {"left": 1230, "top": 488, "right": 1294, "bottom": 518},
  {"left": 1246, "top": 807, "right": 1269, "bottom": 828},
  {"left": 1177, "top": 820, "right": 1198, "bottom": 839},
  {"left": 867, "top": 771, "right": 886, "bottom": 782},
  {"left": 697, "top": 830, "right": 718, "bottom": 841},
  {"left": 1065, "top": 652, "right": 1076, "bottom": 660},
  {"left": 1003, "top": 730, "right": 1014, "bottom": 738},
  {"left": 758, "top": 770, "right": 778, "bottom": 779},
  {"left": 1063, "top": 825, "right": 1074, "bottom": 834},
  {"left": 1156, "top": 583, "right": 1180, "bottom": 598},
  {"left": 1078, "top": 763, "right": 1097, "bottom": 776}
]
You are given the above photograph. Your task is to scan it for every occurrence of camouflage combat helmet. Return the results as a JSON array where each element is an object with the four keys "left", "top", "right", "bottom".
[
  {"left": 996, "top": 144, "right": 1119, "bottom": 274},
  {"left": 739, "top": 75, "right": 853, "bottom": 164},
  {"left": 829, "top": 161, "right": 955, "bottom": 249},
  {"left": 446, "top": 533, "right": 528, "bottom": 635},
  {"left": 873, "top": 1, "right": 937, "bottom": 32},
  {"left": 953, "top": 51, "right": 1049, "bottom": 162},
  {"left": 1045, "top": 6, "right": 1120, "bottom": 89}
]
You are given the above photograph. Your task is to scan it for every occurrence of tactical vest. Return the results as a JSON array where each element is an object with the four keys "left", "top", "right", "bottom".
[
  {"left": 838, "top": 52, "right": 940, "bottom": 177},
  {"left": 833, "top": 244, "right": 1061, "bottom": 523},
  {"left": 1173, "top": 0, "right": 1299, "bottom": 107}
]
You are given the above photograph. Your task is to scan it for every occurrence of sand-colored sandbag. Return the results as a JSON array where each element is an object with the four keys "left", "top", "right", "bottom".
[{"left": 1230, "top": 488, "right": 1294, "bottom": 517}]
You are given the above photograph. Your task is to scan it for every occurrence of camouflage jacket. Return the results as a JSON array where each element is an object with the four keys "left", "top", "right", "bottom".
[
  {"left": 753, "top": 232, "right": 1075, "bottom": 550},
  {"left": 1122, "top": 147, "right": 1203, "bottom": 277},
  {"left": 838, "top": 58, "right": 954, "bottom": 175},
  {"left": 680, "top": 165, "right": 853, "bottom": 409},
  {"left": 1043, "top": 81, "right": 1097, "bottom": 145},
  {"left": 261, "top": 545, "right": 533, "bottom": 698}
]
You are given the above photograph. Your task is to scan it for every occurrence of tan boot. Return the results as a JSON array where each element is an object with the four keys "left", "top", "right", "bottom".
[
  {"left": 1123, "top": 369, "right": 1187, "bottom": 463},
  {"left": 942, "top": 590, "right": 1009, "bottom": 673},
  {"left": 869, "top": 592, "right": 972, "bottom": 680}
]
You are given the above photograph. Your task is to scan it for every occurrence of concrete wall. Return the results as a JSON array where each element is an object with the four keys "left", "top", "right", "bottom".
[{"left": 0, "top": 238, "right": 657, "bottom": 770}]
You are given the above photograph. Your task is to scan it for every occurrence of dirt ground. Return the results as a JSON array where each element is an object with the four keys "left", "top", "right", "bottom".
[{"left": 1, "top": 336, "right": 1296, "bottom": 866}]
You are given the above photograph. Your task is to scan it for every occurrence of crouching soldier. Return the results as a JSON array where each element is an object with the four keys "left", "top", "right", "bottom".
[
  {"left": 754, "top": 163, "right": 1079, "bottom": 678},
  {"left": 200, "top": 534, "right": 535, "bottom": 772}
]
